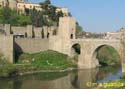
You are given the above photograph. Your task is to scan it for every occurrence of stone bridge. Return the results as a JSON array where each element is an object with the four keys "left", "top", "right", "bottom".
[{"left": 70, "top": 39, "right": 122, "bottom": 69}]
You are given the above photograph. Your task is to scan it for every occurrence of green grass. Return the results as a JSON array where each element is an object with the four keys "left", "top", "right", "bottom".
[
  {"left": 0, "top": 54, "right": 11, "bottom": 65},
  {"left": 18, "top": 50, "right": 74, "bottom": 70},
  {"left": 0, "top": 50, "right": 75, "bottom": 78}
]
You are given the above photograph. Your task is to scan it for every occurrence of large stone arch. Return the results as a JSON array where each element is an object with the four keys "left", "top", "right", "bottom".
[
  {"left": 76, "top": 39, "right": 123, "bottom": 69},
  {"left": 91, "top": 44, "right": 121, "bottom": 66}
]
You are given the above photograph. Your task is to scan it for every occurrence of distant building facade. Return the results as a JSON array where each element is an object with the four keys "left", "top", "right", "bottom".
[
  {"left": 104, "top": 28, "right": 125, "bottom": 39},
  {"left": 56, "top": 7, "right": 69, "bottom": 16},
  {"left": 0, "top": 0, "right": 24, "bottom": 9},
  {"left": 0, "top": 0, "right": 69, "bottom": 15},
  {"left": 17, "top": 2, "right": 42, "bottom": 14}
]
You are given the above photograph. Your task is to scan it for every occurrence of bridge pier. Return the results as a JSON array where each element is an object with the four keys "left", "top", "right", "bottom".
[
  {"left": 77, "top": 52, "right": 99, "bottom": 69},
  {"left": 122, "top": 62, "right": 125, "bottom": 73}
]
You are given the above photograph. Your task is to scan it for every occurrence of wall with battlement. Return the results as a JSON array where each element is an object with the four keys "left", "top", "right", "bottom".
[
  {"left": 15, "top": 38, "right": 49, "bottom": 53},
  {"left": 3, "top": 24, "right": 58, "bottom": 39},
  {"left": 11, "top": 26, "right": 27, "bottom": 36}
]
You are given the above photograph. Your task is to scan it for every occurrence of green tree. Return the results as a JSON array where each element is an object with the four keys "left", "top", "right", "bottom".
[
  {"left": 44, "top": 0, "right": 51, "bottom": 5},
  {"left": 0, "top": 7, "right": 32, "bottom": 26},
  {"left": 75, "top": 22, "right": 85, "bottom": 38},
  {"left": 55, "top": 11, "right": 63, "bottom": 23},
  {"left": 39, "top": 0, "right": 51, "bottom": 10},
  {"left": 1, "top": 7, "right": 12, "bottom": 24},
  {"left": 29, "top": 8, "right": 49, "bottom": 27},
  {"left": 18, "top": 15, "right": 32, "bottom": 26}
]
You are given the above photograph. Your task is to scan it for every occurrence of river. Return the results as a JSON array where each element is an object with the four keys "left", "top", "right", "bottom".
[{"left": 0, "top": 65, "right": 123, "bottom": 89}]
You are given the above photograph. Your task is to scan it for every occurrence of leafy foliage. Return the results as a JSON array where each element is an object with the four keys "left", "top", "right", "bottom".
[
  {"left": 97, "top": 46, "right": 120, "bottom": 66},
  {"left": 0, "top": 7, "right": 32, "bottom": 26},
  {"left": 0, "top": 0, "right": 64, "bottom": 27}
]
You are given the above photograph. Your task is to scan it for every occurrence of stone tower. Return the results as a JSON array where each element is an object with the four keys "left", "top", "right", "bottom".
[
  {"left": 58, "top": 17, "right": 76, "bottom": 40},
  {"left": 49, "top": 17, "right": 76, "bottom": 55}
]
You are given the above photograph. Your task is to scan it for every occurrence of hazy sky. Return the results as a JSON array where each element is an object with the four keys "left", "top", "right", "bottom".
[{"left": 29, "top": 0, "right": 125, "bottom": 33}]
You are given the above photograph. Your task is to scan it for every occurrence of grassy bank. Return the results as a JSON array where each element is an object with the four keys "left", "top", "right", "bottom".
[
  {"left": 0, "top": 50, "right": 76, "bottom": 78},
  {"left": 18, "top": 50, "right": 75, "bottom": 70}
]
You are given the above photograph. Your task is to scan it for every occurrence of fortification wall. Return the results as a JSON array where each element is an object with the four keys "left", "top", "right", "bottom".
[
  {"left": 3, "top": 24, "right": 58, "bottom": 39},
  {"left": 11, "top": 26, "right": 27, "bottom": 36},
  {"left": 15, "top": 38, "right": 49, "bottom": 53},
  {"left": 0, "top": 35, "right": 14, "bottom": 63},
  {"left": 33, "top": 27, "right": 42, "bottom": 38}
]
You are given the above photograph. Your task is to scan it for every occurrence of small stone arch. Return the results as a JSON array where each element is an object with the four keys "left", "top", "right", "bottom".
[
  {"left": 71, "top": 43, "right": 81, "bottom": 57},
  {"left": 92, "top": 44, "right": 121, "bottom": 66}
]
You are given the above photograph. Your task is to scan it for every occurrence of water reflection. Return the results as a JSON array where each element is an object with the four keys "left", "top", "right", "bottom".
[
  {"left": 0, "top": 65, "right": 123, "bottom": 89},
  {"left": 76, "top": 68, "right": 98, "bottom": 89}
]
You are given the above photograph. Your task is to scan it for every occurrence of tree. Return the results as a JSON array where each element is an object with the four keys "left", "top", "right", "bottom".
[
  {"left": 18, "top": 15, "right": 32, "bottom": 26},
  {"left": 25, "top": 8, "right": 30, "bottom": 16},
  {"left": 2, "top": 7, "right": 12, "bottom": 24},
  {"left": 75, "top": 22, "right": 85, "bottom": 38},
  {"left": 0, "top": 7, "right": 32, "bottom": 26},
  {"left": 39, "top": 0, "right": 66, "bottom": 26},
  {"left": 44, "top": 0, "right": 51, "bottom": 5},
  {"left": 39, "top": 0, "right": 51, "bottom": 10}
]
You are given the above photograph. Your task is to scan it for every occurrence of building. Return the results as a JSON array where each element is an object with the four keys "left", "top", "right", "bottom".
[
  {"left": 0, "top": 0, "right": 69, "bottom": 15},
  {"left": 56, "top": 7, "right": 69, "bottom": 16},
  {"left": 104, "top": 27, "right": 125, "bottom": 39},
  {"left": 17, "top": 2, "right": 42, "bottom": 14},
  {"left": 0, "top": 0, "right": 24, "bottom": 9}
]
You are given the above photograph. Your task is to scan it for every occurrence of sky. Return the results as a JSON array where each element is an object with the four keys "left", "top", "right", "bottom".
[{"left": 29, "top": 0, "right": 125, "bottom": 33}]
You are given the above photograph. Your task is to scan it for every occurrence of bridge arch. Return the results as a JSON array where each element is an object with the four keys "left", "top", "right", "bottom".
[
  {"left": 71, "top": 43, "right": 81, "bottom": 57},
  {"left": 92, "top": 44, "right": 121, "bottom": 66}
]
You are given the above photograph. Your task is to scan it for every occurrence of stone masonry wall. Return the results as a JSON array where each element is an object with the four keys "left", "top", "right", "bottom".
[
  {"left": 0, "top": 35, "right": 14, "bottom": 63},
  {"left": 15, "top": 38, "right": 49, "bottom": 53}
]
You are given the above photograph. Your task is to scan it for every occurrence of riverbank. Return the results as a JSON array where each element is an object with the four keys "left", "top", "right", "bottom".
[
  {"left": 0, "top": 64, "right": 77, "bottom": 78},
  {"left": 0, "top": 50, "right": 77, "bottom": 78}
]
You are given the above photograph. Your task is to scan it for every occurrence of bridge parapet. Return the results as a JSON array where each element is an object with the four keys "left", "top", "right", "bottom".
[{"left": 71, "top": 39, "right": 121, "bottom": 44}]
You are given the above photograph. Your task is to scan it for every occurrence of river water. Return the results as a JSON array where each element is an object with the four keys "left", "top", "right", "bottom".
[{"left": 0, "top": 65, "right": 124, "bottom": 89}]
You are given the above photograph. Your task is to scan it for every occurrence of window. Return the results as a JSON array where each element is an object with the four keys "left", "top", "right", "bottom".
[
  {"left": 30, "top": 5, "right": 32, "bottom": 8},
  {"left": 70, "top": 34, "right": 73, "bottom": 39}
]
